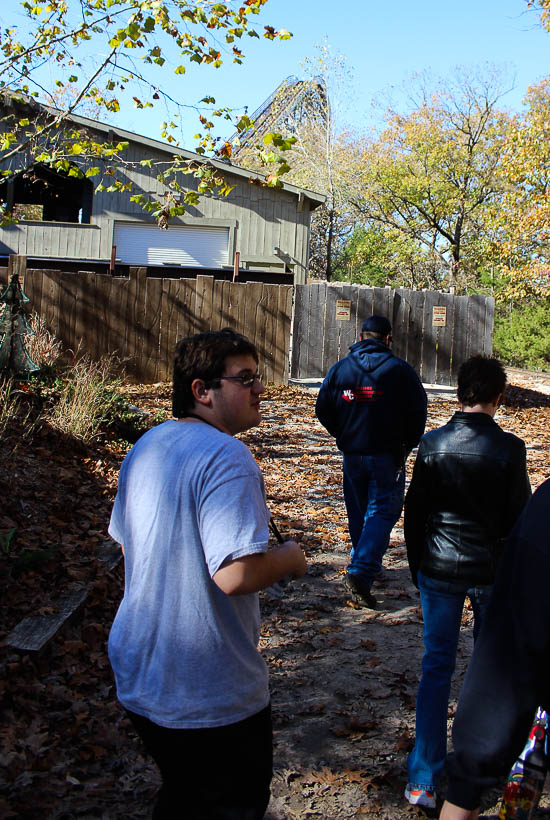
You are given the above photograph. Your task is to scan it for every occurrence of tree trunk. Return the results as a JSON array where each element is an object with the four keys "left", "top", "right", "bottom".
[{"left": 326, "top": 208, "right": 335, "bottom": 282}]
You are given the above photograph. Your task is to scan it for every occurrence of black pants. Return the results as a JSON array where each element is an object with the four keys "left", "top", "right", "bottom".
[{"left": 127, "top": 704, "right": 273, "bottom": 820}]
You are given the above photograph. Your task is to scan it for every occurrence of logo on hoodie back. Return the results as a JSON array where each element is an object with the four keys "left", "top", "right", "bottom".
[{"left": 342, "top": 386, "right": 384, "bottom": 403}]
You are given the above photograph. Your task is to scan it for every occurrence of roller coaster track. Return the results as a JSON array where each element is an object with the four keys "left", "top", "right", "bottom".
[{"left": 229, "top": 75, "right": 328, "bottom": 158}]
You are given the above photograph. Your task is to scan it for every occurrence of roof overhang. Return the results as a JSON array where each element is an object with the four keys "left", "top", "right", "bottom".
[{"left": 1, "top": 95, "right": 325, "bottom": 209}]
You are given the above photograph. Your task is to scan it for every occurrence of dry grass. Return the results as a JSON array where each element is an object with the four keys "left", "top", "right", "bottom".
[
  {"left": 0, "top": 378, "right": 22, "bottom": 441},
  {"left": 25, "top": 312, "right": 64, "bottom": 369},
  {"left": 0, "top": 377, "right": 37, "bottom": 446},
  {"left": 47, "top": 353, "right": 122, "bottom": 442}
]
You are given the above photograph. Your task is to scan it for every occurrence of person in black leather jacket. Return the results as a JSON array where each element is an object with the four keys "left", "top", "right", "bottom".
[{"left": 403, "top": 355, "right": 531, "bottom": 810}]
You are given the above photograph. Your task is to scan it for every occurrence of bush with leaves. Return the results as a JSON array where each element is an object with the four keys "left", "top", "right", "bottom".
[{"left": 493, "top": 299, "right": 550, "bottom": 371}]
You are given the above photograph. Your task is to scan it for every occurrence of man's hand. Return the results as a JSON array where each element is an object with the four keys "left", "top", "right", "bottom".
[
  {"left": 439, "top": 801, "right": 479, "bottom": 820},
  {"left": 214, "top": 540, "right": 307, "bottom": 596}
]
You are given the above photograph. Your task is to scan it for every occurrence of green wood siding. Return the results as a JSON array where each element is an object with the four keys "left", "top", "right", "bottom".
[{"left": 0, "top": 121, "right": 318, "bottom": 282}]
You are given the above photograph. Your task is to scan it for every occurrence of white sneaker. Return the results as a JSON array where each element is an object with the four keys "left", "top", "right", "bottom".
[{"left": 404, "top": 784, "right": 437, "bottom": 809}]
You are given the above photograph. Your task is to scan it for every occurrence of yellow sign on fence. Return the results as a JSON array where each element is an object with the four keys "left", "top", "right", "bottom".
[
  {"left": 432, "top": 306, "right": 447, "bottom": 327},
  {"left": 335, "top": 299, "right": 351, "bottom": 321}
]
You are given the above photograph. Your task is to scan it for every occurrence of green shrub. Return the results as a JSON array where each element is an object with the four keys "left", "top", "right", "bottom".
[
  {"left": 102, "top": 392, "right": 164, "bottom": 444},
  {"left": 493, "top": 301, "right": 550, "bottom": 371}
]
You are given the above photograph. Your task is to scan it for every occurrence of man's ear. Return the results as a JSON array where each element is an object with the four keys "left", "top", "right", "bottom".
[{"left": 190, "top": 378, "right": 212, "bottom": 406}]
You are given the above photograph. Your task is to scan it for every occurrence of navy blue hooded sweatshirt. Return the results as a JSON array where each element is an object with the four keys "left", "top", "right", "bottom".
[{"left": 315, "top": 339, "right": 427, "bottom": 461}]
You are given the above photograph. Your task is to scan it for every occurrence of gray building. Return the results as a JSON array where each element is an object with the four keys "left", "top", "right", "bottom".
[{"left": 0, "top": 105, "right": 323, "bottom": 283}]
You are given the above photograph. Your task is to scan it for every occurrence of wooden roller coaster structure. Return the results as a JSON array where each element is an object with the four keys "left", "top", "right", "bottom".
[{"left": 228, "top": 74, "right": 328, "bottom": 160}]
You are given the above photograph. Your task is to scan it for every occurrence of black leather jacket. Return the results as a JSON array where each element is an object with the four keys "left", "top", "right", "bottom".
[{"left": 404, "top": 412, "right": 531, "bottom": 587}]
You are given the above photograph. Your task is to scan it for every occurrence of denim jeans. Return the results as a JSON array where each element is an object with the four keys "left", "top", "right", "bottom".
[
  {"left": 407, "top": 572, "right": 492, "bottom": 789},
  {"left": 342, "top": 452, "right": 405, "bottom": 587}
]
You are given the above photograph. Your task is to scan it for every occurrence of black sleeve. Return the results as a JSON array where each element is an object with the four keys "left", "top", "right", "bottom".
[
  {"left": 503, "top": 440, "right": 531, "bottom": 533},
  {"left": 315, "top": 376, "right": 339, "bottom": 438},
  {"left": 404, "top": 445, "right": 430, "bottom": 587},
  {"left": 445, "top": 480, "right": 550, "bottom": 810},
  {"left": 403, "top": 368, "right": 428, "bottom": 451}
]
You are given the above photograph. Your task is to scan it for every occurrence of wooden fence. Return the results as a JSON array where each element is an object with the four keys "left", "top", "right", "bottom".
[
  {"left": 5, "top": 256, "right": 495, "bottom": 387},
  {"left": 291, "top": 282, "right": 494, "bottom": 386},
  {"left": 7, "top": 256, "right": 293, "bottom": 384}
]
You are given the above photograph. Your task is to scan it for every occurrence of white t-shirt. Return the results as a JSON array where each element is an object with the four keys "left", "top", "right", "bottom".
[{"left": 108, "top": 419, "right": 271, "bottom": 729}]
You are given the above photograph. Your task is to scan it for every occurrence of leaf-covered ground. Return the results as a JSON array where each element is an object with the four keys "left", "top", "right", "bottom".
[{"left": 2, "top": 372, "right": 550, "bottom": 819}]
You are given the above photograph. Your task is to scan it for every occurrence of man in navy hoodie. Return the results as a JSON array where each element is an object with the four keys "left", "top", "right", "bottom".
[{"left": 315, "top": 315, "right": 427, "bottom": 608}]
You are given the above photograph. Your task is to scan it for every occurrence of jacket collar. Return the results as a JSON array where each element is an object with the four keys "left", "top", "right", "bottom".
[{"left": 451, "top": 411, "right": 498, "bottom": 425}]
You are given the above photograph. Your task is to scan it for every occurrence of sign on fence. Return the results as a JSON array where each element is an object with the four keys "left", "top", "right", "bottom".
[
  {"left": 335, "top": 299, "right": 351, "bottom": 321},
  {"left": 291, "top": 282, "right": 494, "bottom": 387}
]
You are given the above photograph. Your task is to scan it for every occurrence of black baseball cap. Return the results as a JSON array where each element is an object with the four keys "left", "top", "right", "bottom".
[{"left": 361, "top": 315, "right": 392, "bottom": 336}]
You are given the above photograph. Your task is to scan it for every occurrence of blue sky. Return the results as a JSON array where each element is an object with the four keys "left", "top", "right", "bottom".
[{"left": 2, "top": 0, "right": 549, "bottom": 146}]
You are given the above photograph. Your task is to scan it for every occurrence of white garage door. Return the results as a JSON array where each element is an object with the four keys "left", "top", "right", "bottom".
[{"left": 114, "top": 222, "right": 230, "bottom": 267}]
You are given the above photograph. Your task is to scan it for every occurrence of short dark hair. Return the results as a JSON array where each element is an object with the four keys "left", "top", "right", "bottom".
[
  {"left": 457, "top": 355, "right": 507, "bottom": 407},
  {"left": 361, "top": 315, "right": 392, "bottom": 336},
  {"left": 172, "top": 328, "right": 258, "bottom": 417},
  {"left": 361, "top": 330, "right": 388, "bottom": 342}
]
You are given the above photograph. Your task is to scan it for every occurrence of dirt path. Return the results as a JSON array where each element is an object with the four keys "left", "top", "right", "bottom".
[
  {"left": 244, "top": 383, "right": 550, "bottom": 819},
  {"left": 2, "top": 378, "right": 550, "bottom": 818}
]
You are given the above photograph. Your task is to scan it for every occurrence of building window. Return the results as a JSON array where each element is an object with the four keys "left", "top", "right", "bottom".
[{"left": 0, "top": 163, "right": 93, "bottom": 223}]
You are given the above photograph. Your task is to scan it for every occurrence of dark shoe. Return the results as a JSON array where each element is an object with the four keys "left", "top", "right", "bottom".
[{"left": 344, "top": 573, "right": 377, "bottom": 609}]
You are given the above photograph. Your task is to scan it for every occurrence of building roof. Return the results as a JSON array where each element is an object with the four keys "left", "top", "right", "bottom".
[{"left": 38, "top": 103, "right": 325, "bottom": 208}]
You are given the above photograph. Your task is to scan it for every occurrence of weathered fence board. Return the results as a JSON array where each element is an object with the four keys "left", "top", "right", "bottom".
[
  {"left": 291, "top": 283, "right": 494, "bottom": 386},
  {"left": 7, "top": 257, "right": 292, "bottom": 384},
  {"left": 433, "top": 291, "right": 454, "bottom": 386}
]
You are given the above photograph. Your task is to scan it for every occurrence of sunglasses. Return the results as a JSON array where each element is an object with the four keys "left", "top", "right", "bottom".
[{"left": 219, "top": 373, "right": 264, "bottom": 388}]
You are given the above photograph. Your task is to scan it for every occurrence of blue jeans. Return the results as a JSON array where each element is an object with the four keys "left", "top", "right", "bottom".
[
  {"left": 407, "top": 572, "right": 492, "bottom": 789},
  {"left": 342, "top": 452, "right": 405, "bottom": 587}
]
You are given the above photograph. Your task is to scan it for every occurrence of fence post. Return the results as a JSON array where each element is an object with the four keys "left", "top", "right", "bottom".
[{"left": 8, "top": 254, "right": 27, "bottom": 283}]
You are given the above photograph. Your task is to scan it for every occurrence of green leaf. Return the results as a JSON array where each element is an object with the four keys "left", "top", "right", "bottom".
[{"left": 127, "top": 22, "right": 141, "bottom": 41}]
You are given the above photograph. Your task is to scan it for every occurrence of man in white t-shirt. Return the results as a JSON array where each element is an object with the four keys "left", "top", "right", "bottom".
[{"left": 108, "top": 328, "right": 307, "bottom": 820}]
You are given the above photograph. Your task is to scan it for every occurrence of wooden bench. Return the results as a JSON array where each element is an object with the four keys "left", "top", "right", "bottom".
[
  {"left": 6, "top": 585, "right": 89, "bottom": 653},
  {"left": 6, "top": 538, "right": 123, "bottom": 653}
]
